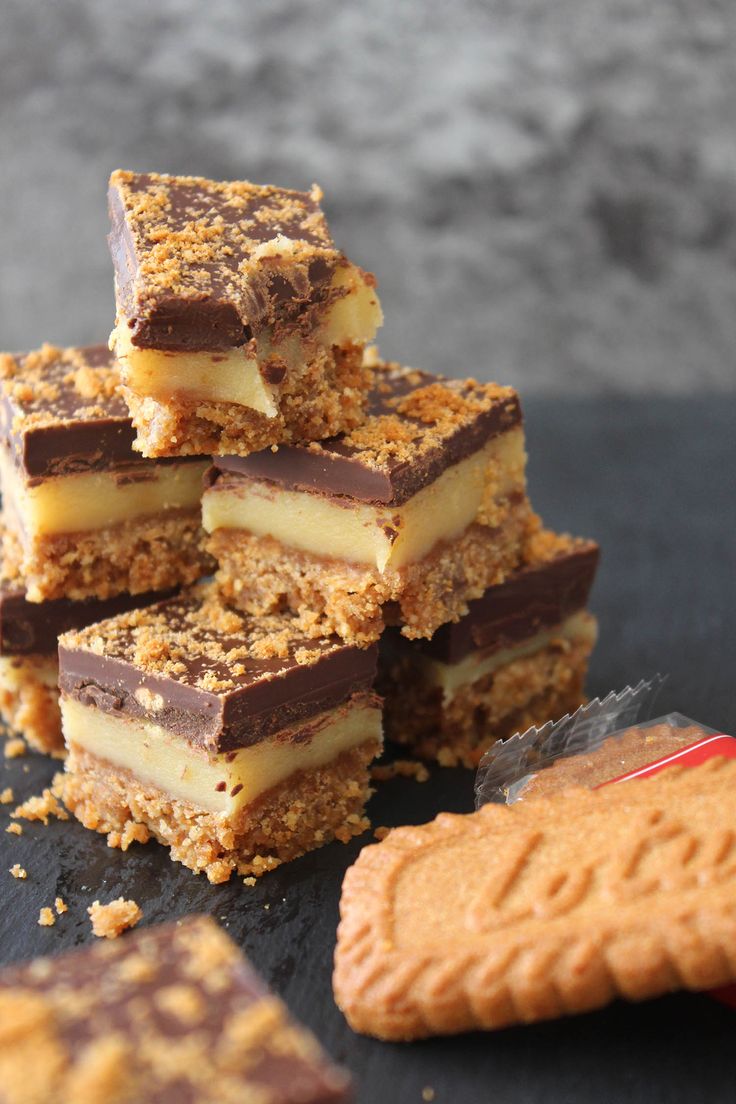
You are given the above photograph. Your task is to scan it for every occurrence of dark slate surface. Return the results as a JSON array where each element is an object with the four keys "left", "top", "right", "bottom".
[{"left": 1, "top": 395, "right": 735, "bottom": 1103}]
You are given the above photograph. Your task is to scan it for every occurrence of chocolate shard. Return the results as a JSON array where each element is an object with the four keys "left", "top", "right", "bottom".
[
  {"left": 58, "top": 586, "right": 378, "bottom": 752},
  {"left": 209, "top": 362, "right": 523, "bottom": 506},
  {"left": 396, "top": 539, "right": 600, "bottom": 664},
  {"left": 0, "top": 586, "right": 178, "bottom": 656},
  {"left": 108, "top": 170, "right": 342, "bottom": 351},
  {"left": 0, "top": 915, "right": 352, "bottom": 1104}
]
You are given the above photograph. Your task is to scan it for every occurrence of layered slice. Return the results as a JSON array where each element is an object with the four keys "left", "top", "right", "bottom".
[
  {"left": 378, "top": 531, "right": 600, "bottom": 766},
  {"left": 58, "top": 583, "right": 382, "bottom": 882},
  {"left": 108, "top": 170, "right": 382, "bottom": 457},
  {"left": 0, "top": 343, "right": 212, "bottom": 601},
  {"left": 0, "top": 580, "right": 175, "bottom": 756},
  {"left": 204, "top": 359, "right": 536, "bottom": 644},
  {"left": 0, "top": 915, "right": 351, "bottom": 1104}
]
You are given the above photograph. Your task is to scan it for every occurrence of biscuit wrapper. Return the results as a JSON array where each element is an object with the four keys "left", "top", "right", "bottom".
[{"left": 475, "top": 675, "right": 677, "bottom": 806}]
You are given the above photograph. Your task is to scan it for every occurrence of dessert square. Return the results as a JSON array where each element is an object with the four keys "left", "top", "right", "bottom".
[
  {"left": 0, "top": 343, "right": 212, "bottom": 602},
  {"left": 58, "top": 583, "right": 382, "bottom": 882},
  {"left": 378, "top": 531, "right": 599, "bottom": 766},
  {"left": 0, "top": 915, "right": 351, "bottom": 1103},
  {"left": 108, "top": 170, "right": 382, "bottom": 457},
  {"left": 203, "top": 358, "right": 536, "bottom": 644},
  {"left": 0, "top": 578, "right": 175, "bottom": 756}
]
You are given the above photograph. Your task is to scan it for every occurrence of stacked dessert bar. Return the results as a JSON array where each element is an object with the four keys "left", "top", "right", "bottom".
[{"left": 1, "top": 169, "right": 599, "bottom": 881}]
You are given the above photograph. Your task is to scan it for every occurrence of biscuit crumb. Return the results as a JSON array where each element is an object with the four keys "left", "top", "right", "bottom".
[
  {"left": 88, "top": 898, "right": 143, "bottom": 939},
  {"left": 243, "top": 876, "right": 256, "bottom": 886},
  {"left": 38, "top": 907, "right": 55, "bottom": 927},
  {"left": 373, "top": 826, "right": 391, "bottom": 841},
  {"left": 5, "top": 823, "right": 22, "bottom": 836},
  {"left": 55, "top": 897, "right": 67, "bottom": 915},
  {"left": 371, "top": 759, "right": 430, "bottom": 783},
  {"left": 4, "top": 738, "right": 26, "bottom": 759},
  {"left": 12, "top": 786, "right": 68, "bottom": 825},
  {"left": 9, "top": 864, "right": 26, "bottom": 879},
  {"left": 422, "top": 1089, "right": 436, "bottom": 1102},
  {"left": 0, "top": 787, "right": 13, "bottom": 803}
]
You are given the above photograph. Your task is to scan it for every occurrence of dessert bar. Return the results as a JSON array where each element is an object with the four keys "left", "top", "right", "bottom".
[
  {"left": 0, "top": 915, "right": 351, "bottom": 1103},
  {"left": 0, "top": 579, "right": 174, "bottom": 756},
  {"left": 0, "top": 343, "right": 212, "bottom": 602},
  {"left": 204, "top": 358, "right": 535, "bottom": 644},
  {"left": 379, "top": 531, "right": 599, "bottom": 766},
  {"left": 58, "top": 584, "right": 382, "bottom": 882},
  {"left": 109, "top": 170, "right": 382, "bottom": 457}
]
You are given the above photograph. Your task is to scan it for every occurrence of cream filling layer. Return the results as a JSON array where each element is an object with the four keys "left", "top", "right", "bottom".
[
  {"left": 62, "top": 697, "right": 382, "bottom": 817},
  {"left": 112, "top": 266, "right": 383, "bottom": 411},
  {"left": 416, "top": 610, "right": 598, "bottom": 703},
  {"left": 203, "top": 427, "right": 526, "bottom": 573},
  {"left": 0, "top": 654, "right": 59, "bottom": 692},
  {"left": 0, "top": 448, "right": 208, "bottom": 539}
]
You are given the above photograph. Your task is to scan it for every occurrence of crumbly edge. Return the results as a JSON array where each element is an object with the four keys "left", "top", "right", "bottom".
[
  {"left": 211, "top": 498, "right": 536, "bottom": 645},
  {"left": 0, "top": 656, "right": 63, "bottom": 757},
  {"left": 380, "top": 633, "right": 594, "bottom": 768},
  {"left": 1, "top": 512, "right": 213, "bottom": 603},
  {"left": 123, "top": 341, "right": 370, "bottom": 458},
  {"left": 59, "top": 739, "right": 380, "bottom": 884}
]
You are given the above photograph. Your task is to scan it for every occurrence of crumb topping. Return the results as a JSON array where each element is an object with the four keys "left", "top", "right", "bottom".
[
  {"left": 110, "top": 170, "right": 342, "bottom": 323},
  {"left": 0, "top": 915, "right": 347, "bottom": 1101},
  {"left": 88, "top": 898, "right": 143, "bottom": 940},
  {"left": 0, "top": 344, "right": 127, "bottom": 435},
  {"left": 61, "top": 582, "right": 348, "bottom": 693}
]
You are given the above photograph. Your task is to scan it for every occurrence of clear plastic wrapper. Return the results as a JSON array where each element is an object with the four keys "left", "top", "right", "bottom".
[{"left": 472, "top": 671, "right": 732, "bottom": 803}]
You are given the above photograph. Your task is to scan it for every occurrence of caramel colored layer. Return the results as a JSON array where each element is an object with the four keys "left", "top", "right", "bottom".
[
  {"left": 0, "top": 654, "right": 63, "bottom": 756},
  {"left": 212, "top": 499, "right": 536, "bottom": 645},
  {"left": 380, "top": 616, "right": 597, "bottom": 767},
  {"left": 61, "top": 738, "right": 380, "bottom": 882},
  {"left": 61, "top": 694, "right": 383, "bottom": 814},
  {"left": 204, "top": 427, "right": 526, "bottom": 573}
]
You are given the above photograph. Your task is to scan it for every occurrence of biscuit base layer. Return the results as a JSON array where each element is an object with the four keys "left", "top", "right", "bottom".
[
  {"left": 60, "top": 739, "right": 380, "bottom": 883},
  {"left": 381, "top": 634, "right": 593, "bottom": 768},
  {"left": 0, "top": 654, "right": 63, "bottom": 756},
  {"left": 1, "top": 511, "right": 212, "bottom": 603},
  {"left": 211, "top": 502, "right": 535, "bottom": 645},
  {"left": 334, "top": 757, "right": 736, "bottom": 1040},
  {"left": 124, "top": 342, "right": 370, "bottom": 458}
]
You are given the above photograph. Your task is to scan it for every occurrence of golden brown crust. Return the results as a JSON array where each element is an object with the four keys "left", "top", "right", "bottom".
[
  {"left": 519, "top": 723, "right": 710, "bottom": 800},
  {"left": 0, "top": 656, "right": 63, "bottom": 757},
  {"left": 1, "top": 511, "right": 212, "bottom": 603},
  {"left": 60, "top": 740, "right": 380, "bottom": 883},
  {"left": 381, "top": 634, "right": 594, "bottom": 767},
  {"left": 212, "top": 501, "right": 535, "bottom": 646},
  {"left": 334, "top": 757, "right": 736, "bottom": 1040},
  {"left": 122, "top": 341, "right": 371, "bottom": 458}
]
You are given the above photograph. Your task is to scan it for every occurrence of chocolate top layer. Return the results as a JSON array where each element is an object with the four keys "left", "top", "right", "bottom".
[
  {"left": 0, "top": 585, "right": 177, "bottom": 656},
  {"left": 0, "top": 916, "right": 351, "bottom": 1104},
  {"left": 0, "top": 343, "right": 204, "bottom": 481},
  {"left": 109, "top": 170, "right": 347, "bottom": 351},
  {"left": 58, "top": 583, "right": 378, "bottom": 752},
  {"left": 209, "top": 361, "right": 523, "bottom": 507},
  {"left": 389, "top": 534, "right": 599, "bottom": 664}
]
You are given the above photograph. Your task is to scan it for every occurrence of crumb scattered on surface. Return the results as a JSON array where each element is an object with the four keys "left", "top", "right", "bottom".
[
  {"left": 373, "top": 826, "right": 391, "bottom": 841},
  {"left": 4, "top": 738, "right": 26, "bottom": 759},
  {"left": 0, "top": 787, "right": 13, "bottom": 803},
  {"left": 243, "top": 876, "right": 256, "bottom": 886},
  {"left": 6, "top": 823, "right": 22, "bottom": 836},
  {"left": 371, "top": 759, "right": 430, "bottom": 783},
  {"left": 54, "top": 897, "right": 67, "bottom": 915},
  {"left": 9, "top": 864, "right": 26, "bottom": 879},
  {"left": 12, "top": 786, "right": 68, "bottom": 825},
  {"left": 88, "top": 898, "right": 143, "bottom": 940},
  {"left": 422, "top": 1088, "right": 436, "bottom": 1102},
  {"left": 38, "top": 907, "right": 55, "bottom": 927}
]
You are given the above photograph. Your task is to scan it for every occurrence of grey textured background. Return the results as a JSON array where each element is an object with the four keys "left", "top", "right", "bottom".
[{"left": 2, "top": 0, "right": 736, "bottom": 391}]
